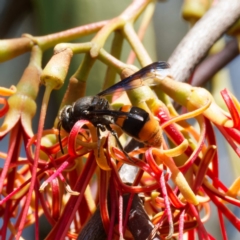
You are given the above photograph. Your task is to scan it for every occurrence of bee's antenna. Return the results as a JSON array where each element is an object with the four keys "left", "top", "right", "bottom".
[{"left": 57, "top": 121, "right": 64, "bottom": 154}]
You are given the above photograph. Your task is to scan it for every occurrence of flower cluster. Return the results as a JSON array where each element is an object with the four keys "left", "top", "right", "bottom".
[{"left": 0, "top": 1, "right": 240, "bottom": 240}]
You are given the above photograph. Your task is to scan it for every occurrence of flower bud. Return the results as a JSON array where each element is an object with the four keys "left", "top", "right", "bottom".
[{"left": 41, "top": 48, "right": 73, "bottom": 89}]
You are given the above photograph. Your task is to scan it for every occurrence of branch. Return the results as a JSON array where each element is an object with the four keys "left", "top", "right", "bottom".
[
  {"left": 168, "top": 0, "right": 240, "bottom": 82},
  {"left": 77, "top": 207, "right": 107, "bottom": 240},
  {"left": 78, "top": 194, "right": 161, "bottom": 240},
  {"left": 191, "top": 38, "right": 239, "bottom": 86},
  {"left": 123, "top": 194, "right": 161, "bottom": 240}
]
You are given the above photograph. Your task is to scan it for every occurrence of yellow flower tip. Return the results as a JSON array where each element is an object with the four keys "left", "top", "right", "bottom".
[
  {"left": 38, "top": 132, "right": 60, "bottom": 161},
  {"left": 39, "top": 181, "right": 48, "bottom": 192},
  {"left": 182, "top": 0, "right": 210, "bottom": 22},
  {"left": 162, "top": 139, "right": 188, "bottom": 157},
  {"left": 179, "top": 194, "right": 199, "bottom": 206},
  {"left": 151, "top": 191, "right": 160, "bottom": 200},
  {"left": 154, "top": 150, "right": 199, "bottom": 205},
  {"left": 94, "top": 137, "right": 111, "bottom": 171},
  {"left": 226, "top": 177, "right": 240, "bottom": 198},
  {"left": 0, "top": 123, "right": 9, "bottom": 134},
  {"left": 172, "top": 169, "right": 198, "bottom": 205},
  {"left": 0, "top": 85, "right": 17, "bottom": 96},
  {"left": 41, "top": 48, "right": 73, "bottom": 90},
  {"left": 65, "top": 184, "right": 80, "bottom": 196},
  {"left": 41, "top": 133, "right": 58, "bottom": 147}
]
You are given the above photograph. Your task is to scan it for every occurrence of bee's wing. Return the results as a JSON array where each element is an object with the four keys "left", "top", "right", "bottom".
[{"left": 97, "top": 61, "right": 170, "bottom": 96}]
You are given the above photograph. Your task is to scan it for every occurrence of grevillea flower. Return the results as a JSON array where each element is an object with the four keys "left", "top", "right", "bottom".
[
  {"left": 21, "top": 81, "right": 238, "bottom": 239},
  {"left": 1, "top": 1, "right": 240, "bottom": 239},
  {"left": 1, "top": 60, "right": 240, "bottom": 239}
]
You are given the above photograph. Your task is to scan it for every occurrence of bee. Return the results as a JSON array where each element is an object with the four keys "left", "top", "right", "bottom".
[{"left": 59, "top": 61, "right": 170, "bottom": 154}]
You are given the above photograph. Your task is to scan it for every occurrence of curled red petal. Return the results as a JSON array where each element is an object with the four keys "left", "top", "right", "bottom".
[
  {"left": 217, "top": 125, "right": 240, "bottom": 157},
  {"left": 50, "top": 174, "right": 61, "bottom": 220},
  {"left": 0, "top": 97, "right": 9, "bottom": 117},
  {"left": 221, "top": 88, "right": 240, "bottom": 128},
  {"left": 145, "top": 148, "right": 163, "bottom": 176},
  {"left": 68, "top": 120, "right": 91, "bottom": 156}
]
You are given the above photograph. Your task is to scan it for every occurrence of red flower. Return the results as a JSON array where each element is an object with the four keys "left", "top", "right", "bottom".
[{"left": 0, "top": 46, "right": 41, "bottom": 239}]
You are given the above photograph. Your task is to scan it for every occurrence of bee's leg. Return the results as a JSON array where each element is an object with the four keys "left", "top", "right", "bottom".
[
  {"left": 96, "top": 127, "right": 101, "bottom": 157},
  {"left": 57, "top": 121, "right": 64, "bottom": 154},
  {"left": 96, "top": 124, "right": 108, "bottom": 157},
  {"left": 105, "top": 125, "right": 133, "bottom": 162}
]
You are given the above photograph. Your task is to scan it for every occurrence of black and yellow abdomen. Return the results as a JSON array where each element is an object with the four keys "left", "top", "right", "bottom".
[{"left": 115, "top": 105, "right": 162, "bottom": 147}]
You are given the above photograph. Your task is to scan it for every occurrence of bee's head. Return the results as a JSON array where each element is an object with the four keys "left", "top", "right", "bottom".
[{"left": 58, "top": 105, "right": 74, "bottom": 133}]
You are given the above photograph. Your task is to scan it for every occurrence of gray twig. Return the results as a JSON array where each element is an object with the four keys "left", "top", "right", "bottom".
[{"left": 168, "top": 0, "right": 240, "bottom": 82}]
